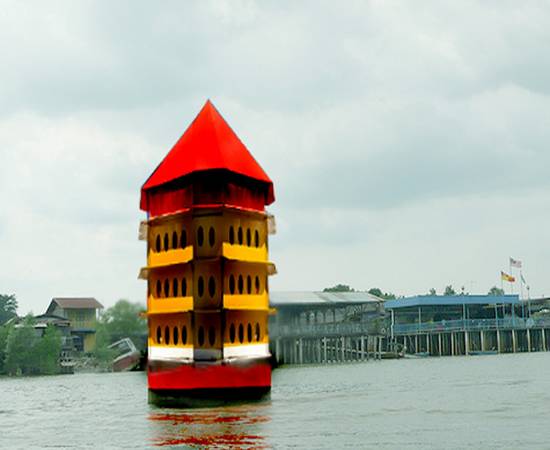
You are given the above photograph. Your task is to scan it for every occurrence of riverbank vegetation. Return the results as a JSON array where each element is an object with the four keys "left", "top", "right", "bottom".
[{"left": 0, "top": 295, "right": 146, "bottom": 376}]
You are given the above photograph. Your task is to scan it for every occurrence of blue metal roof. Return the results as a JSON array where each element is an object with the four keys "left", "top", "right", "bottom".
[{"left": 385, "top": 294, "right": 520, "bottom": 309}]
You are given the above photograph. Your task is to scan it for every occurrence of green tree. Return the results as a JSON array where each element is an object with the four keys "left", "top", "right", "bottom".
[
  {"left": 0, "top": 294, "right": 18, "bottom": 325},
  {"left": 34, "top": 325, "right": 62, "bottom": 375},
  {"left": 93, "top": 321, "right": 116, "bottom": 367},
  {"left": 367, "top": 288, "right": 396, "bottom": 300},
  {"left": 428, "top": 288, "right": 437, "bottom": 296},
  {"left": 0, "top": 323, "right": 12, "bottom": 373},
  {"left": 488, "top": 286, "right": 505, "bottom": 296},
  {"left": 323, "top": 284, "right": 355, "bottom": 293},
  {"left": 4, "top": 315, "right": 37, "bottom": 376},
  {"left": 100, "top": 299, "right": 147, "bottom": 344},
  {"left": 444, "top": 285, "right": 457, "bottom": 296}
]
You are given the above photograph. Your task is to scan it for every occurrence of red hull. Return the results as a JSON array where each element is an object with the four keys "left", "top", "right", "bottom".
[{"left": 148, "top": 360, "right": 271, "bottom": 391}]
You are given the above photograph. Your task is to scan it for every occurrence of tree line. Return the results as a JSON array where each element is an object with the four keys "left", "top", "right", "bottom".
[
  {"left": 0, "top": 295, "right": 146, "bottom": 376},
  {"left": 323, "top": 284, "right": 506, "bottom": 298}
]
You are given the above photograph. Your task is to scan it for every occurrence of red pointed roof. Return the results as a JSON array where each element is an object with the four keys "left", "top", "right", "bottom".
[{"left": 141, "top": 100, "right": 274, "bottom": 204}]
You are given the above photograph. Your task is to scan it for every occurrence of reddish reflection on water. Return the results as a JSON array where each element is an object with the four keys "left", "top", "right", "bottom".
[{"left": 149, "top": 405, "right": 271, "bottom": 448}]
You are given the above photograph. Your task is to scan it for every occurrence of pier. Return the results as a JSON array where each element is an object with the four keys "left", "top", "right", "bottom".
[
  {"left": 386, "top": 295, "right": 550, "bottom": 356},
  {"left": 269, "top": 291, "right": 387, "bottom": 364}
]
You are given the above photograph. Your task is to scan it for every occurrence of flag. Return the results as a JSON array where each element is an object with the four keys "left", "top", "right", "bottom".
[
  {"left": 520, "top": 272, "right": 526, "bottom": 284},
  {"left": 501, "top": 271, "right": 515, "bottom": 282},
  {"left": 510, "top": 257, "right": 522, "bottom": 268}
]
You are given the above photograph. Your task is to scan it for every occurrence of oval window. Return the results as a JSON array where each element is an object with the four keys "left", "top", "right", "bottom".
[
  {"left": 198, "top": 327, "right": 205, "bottom": 347},
  {"left": 229, "top": 275, "right": 235, "bottom": 295},
  {"left": 247, "top": 275, "right": 252, "bottom": 294},
  {"left": 197, "top": 226, "right": 204, "bottom": 247},
  {"left": 255, "top": 323, "right": 261, "bottom": 341},
  {"left": 238, "top": 226, "right": 243, "bottom": 245},
  {"left": 173, "top": 326, "right": 179, "bottom": 345},
  {"left": 172, "top": 231, "right": 178, "bottom": 249},
  {"left": 173, "top": 279, "right": 179, "bottom": 297},
  {"left": 229, "top": 323, "right": 236, "bottom": 343},
  {"left": 208, "top": 227, "right": 215, "bottom": 247},
  {"left": 238, "top": 324, "right": 244, "bottom": 343},
  {"left": 208, "top": 276, "right": 216, "bottom": 298},
  {"left": 247, "top": 323, "right": 252, "bottom": 343},
  {"left": 229, "top": 226, "right": 235, "bottom": 244},
  {"left": 238, "top": 275, "right": 244, "bottom": 294},
  {"left": 164, "top": 326, "right": 170, "bottom": 345},
  {"left": 254, "top": 230, "right": 260, "bottom": 247},
  {"left": 155, "top": 235, "right": 161, "bottom": 252},
  {"left": 246, "top": 228, "right": 251, "bottom": 246},
  {"left": 198, "top": 276, "right": 204, "bottom": 297},
  {"left": 164, "top": 233, "right": 169, "bottom": 251},
  {"left": 255, "top": 276, "right": 260, "bottom": 294},
  {"left": 164, "top": 279, "right": 170, "bottom": 298},
  {"left": 208, "top": 327, "right": 216, "bottom": 346}
]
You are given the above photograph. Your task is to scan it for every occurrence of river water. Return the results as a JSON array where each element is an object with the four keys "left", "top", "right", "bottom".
[{"left": 1, "top": 352, "right": 549, "bottom": 449}]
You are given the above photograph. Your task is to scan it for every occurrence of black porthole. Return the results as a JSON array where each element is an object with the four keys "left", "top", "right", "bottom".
[
  {"left": 208, "top": 276, "right": 216, "bottom": 298},
  {"left": 229, "top": 324, "right": 236, "bottom": 343},
  {"left": 208, "top": 327, "right": 216, "bottom": 346},
  {"left": 208, "top": 227, "right": 215, "bottom": 247},
  {"left": 255, "top": 323, "right": 261, "bottom": 341},
  {"left": 247, "top": 323, "right": 252, "bottom": 343},
  {"left": 155, "top": 235, "right": 161, "bottom": 252},
  {"left": 164, "top": 279, "right": 170, "bottom": 297},
  {"left": 172, "top": 231, "right": 178, "bottom": 249},
  {"left": 255, "top": 276, "right": 260, "bottom": 294},
  {"left": 164, "top": 233, "right": 169, "bottom": 251},
  {"left": 197, "top": 226, "right": 204, "bottom": 247},
  {"left": 173, "top": 279, "right": 179, "bottom": 297},
  {"left": 229, "top": 275, "right": 235, "bottom": 294},
  {"left": 238, "top": 275, "right": 244, "bottom": 294},
  {"left": 165, "top": 326, "right": 170, "bottom": 345},
  {"left": 182, "top": 326, "right": 187, "bottom": 345},
  {"left": 173, "top": 327, "right": 179, "bottom": 345},
  {"left": 238, "top": 324, "right": 244, "bottom": 343},
  {"left": 198, "top": 327, "right": 205, "bottom": 347},
  {"left": 255, "top": 230, "right": 260, "bottom": 247},
  {"left": 198, "top": 276, "right": 204, "bottom": 297},
  {"left": 229, "top": 226, "right": 235, "bottom": 244},
  {"left": 247, "top": 275, "right": 252, "bottom": 294},
  {"left": 246, "top": 228, "right": 251, "bottom": 246},
  {"left": 238, "top": 226, "right": 243, "bottom": 245}
]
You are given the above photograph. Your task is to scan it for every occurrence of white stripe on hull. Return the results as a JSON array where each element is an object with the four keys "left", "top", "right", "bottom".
[
  {"left": 148, "top": 344, "right": 270, "bottom": 362},
  {"left": 149, "top": 346, "right": 193, "bottom": 361},
  {"left": 223, "top": 343, "right": 270, "bottom": 359}
]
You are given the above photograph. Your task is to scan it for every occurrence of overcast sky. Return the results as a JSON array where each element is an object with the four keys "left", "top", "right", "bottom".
[{"left": 1, "top": 1, "right": 549, "bottom": 314}]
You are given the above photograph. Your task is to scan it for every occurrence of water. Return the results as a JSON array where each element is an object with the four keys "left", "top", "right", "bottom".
[{"left": 1, "top": 353, "right": 549, "bottom": 449}]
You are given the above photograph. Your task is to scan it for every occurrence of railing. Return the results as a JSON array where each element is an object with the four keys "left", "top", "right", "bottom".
[
  {"left": 271, "top": 321, "right": 380, "bottom": 338},
  {"left": 393, "top": 317, "right": 550, "bottom": 335}
]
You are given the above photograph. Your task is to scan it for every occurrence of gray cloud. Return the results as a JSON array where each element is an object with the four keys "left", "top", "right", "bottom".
[{"left": 1, "top": 0, "right": 550, "bottom": 312}]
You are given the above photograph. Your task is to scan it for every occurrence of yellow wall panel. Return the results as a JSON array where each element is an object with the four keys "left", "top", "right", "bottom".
[{"left": 148, "top": 313, "right": 192, "bottom": 348}]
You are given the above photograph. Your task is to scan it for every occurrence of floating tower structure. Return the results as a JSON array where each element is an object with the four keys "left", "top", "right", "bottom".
[{"left": 139, "top": 101, "right": 275, "bottom": 405}]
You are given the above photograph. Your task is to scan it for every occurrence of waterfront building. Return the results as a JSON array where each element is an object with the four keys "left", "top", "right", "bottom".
[
  {"left": 139, "top": 100, "right": 275, "bottom": 404},
  {"left": 270, "top": 291, "right": 386, "bottom": 364},
  {"left": 45, "top": 297, "right": 103, "bottom": 352},
  {"left": 386, "top": 294, "right": 550, "bottom": 355}
]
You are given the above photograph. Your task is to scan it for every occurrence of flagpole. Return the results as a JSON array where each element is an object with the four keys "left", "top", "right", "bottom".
[
  {"left": 520, "top": 270, "right": 524, "bottom": 301},
  {"left": 509, "top": 259, "right": 513, "bottom": 295}
]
